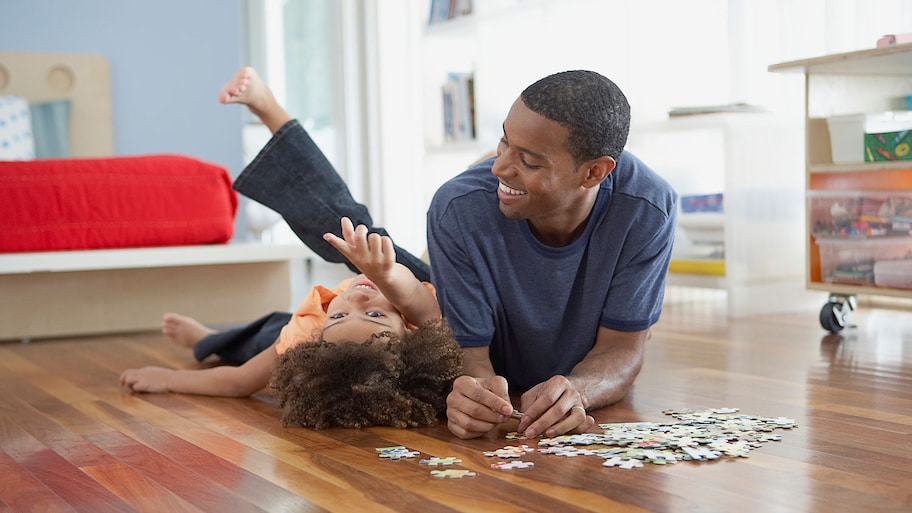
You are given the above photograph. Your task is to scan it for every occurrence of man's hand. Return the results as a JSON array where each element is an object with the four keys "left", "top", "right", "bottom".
[
  {"left": 120, "top": 366, "right": 175, "bottom": 393},
  {"left": 445, "top": 375, "right": 514, "bottom": 439},
  {"left": 516, "top": 375, "right": 596, "bottom": 438}
]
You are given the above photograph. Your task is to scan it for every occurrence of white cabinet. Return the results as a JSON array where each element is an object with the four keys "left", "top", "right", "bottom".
[
  {"left": 770, "top": 44, "right": 912, "bottom": 331},
  {"left": 626, "top": 113, "right": 825, "bottom": 317}
]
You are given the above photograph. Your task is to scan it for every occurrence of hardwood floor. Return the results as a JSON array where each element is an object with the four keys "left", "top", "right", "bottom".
[{"left": 1, "top": 288, "right": 910, "bottom": 513}]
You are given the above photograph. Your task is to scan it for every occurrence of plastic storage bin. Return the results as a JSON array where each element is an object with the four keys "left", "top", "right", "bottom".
[
  {"left": 826, "top": 111, "right": 912, "bottom": 163},
  {"left": 874, "top": 259, "right": 912, "bottom": 289},
  {"left": 816, "top": 237, "right": 912, "bottom": 286},
  {"left": 808, "top": 190, "right": 912, "bottom": 239}
]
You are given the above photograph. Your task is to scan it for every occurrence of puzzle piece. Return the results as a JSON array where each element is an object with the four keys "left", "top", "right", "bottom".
[
  {"left": 538, "top": 446, "right": 580, "bottom": 456},
  {"left": 430, "top": 469, "right": 476, "bottom": 479},
  {"left": 709, "top": 439, "right": 751, "bottom": 458},
  {"left": 640, "top": 449, "right": 679, "bottom": 464},
  {"left": 538, "top": 446, "right": 600, "bottom": 457},
  {"left": 602, "top": 456, "right": 643, "bottom": 469},
  {"left": 375, "top": 445, "right": 406, "bottom": 453},
  {"left": 376, "top": 446, "right": 420, "bottom": 460},
  {"left": 491, "top": 460, "right": 535, "bottom": 470},
  {"left": 483, "top": 444, "right": 534, "bottom": 458},
  {"left": 674, "top": 436, "right": 699, "bottom": 447},
  {"left": 680, "top": 446, "right": 721, "bottom": 461},
  {"left": 420, "top": 457, "right": 462, "bottom": 466}
]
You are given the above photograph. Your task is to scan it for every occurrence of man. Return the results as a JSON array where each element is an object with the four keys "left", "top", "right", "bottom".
[
  {"left": 427, "top": 70, "right": 677, "bottom": 439},
  {"left": 190, "top": 67, "right": 675, "bottom": 440}
]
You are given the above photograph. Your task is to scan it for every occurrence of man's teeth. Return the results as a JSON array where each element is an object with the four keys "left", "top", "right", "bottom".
[{"left": 499, "top": 182, "right": 527, "bottom": 195}]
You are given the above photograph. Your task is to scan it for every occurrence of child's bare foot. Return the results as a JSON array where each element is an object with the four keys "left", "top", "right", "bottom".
[
  {"left": 162, "top": 313, "right": 216, "bottom": 349},
  {"left": 218, "top": 67, "right": 265, "bottom": 106},
  {"left": 217, "top": 67, "right": 291, "bottom": 133}
]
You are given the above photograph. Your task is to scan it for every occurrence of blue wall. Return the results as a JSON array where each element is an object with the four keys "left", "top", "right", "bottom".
[{"left": 0, "top": 0, "right": 245, "bottom": 177}]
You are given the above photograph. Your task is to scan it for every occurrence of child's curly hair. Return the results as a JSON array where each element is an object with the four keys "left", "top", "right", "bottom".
[{"left": 270, "top": 317, "right": 463, "bottom": 429}]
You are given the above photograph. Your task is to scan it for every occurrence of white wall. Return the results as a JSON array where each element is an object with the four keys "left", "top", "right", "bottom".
[
  {"left": 0, "top": 0, "right": 248, "bottom": 238},
  {"left": 0, "top": 0, "right": 244, "bottom": 171},
  {"left": 367, "top": 0, "right": 912, "bottom": 257}
]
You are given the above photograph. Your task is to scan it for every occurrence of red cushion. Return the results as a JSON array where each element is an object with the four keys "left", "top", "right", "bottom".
[{"left": 0, "top": 154, "right": 238, "bottom": 252}]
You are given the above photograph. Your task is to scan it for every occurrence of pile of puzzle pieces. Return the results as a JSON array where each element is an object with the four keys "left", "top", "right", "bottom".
[
  {"left": 532, "top": 407, "right": 797, "bottom": 469},
  {"left": 376, "top": 408, "right": 797, "bottom": 477}
]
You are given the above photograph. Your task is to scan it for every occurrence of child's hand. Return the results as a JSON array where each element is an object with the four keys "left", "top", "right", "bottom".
[
  {"left": 324, "top": 217, "right": 395, "bottom": 282},
  {"left": 120, "top": 366, "right": 175, "bottom": 393}
]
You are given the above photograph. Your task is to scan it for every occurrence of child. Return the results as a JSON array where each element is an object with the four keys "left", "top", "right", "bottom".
[
  {"left": 121, "top": 216, "right": 462, "bottom": 429},
  {"left": 121, "top": 68, "right": 462, "bottom": 428}
]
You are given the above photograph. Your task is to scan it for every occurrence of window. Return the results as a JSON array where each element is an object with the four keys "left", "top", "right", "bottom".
[{"left": 242, "top": 0, "right": 365, "bottom": 243}]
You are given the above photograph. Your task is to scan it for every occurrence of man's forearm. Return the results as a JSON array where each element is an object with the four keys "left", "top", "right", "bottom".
[
  {"left": 567, "top": 327, "right": 647, "bottom": 409},
  {"left": 461, "top": 346, "right": 497, "bottom": 378}
]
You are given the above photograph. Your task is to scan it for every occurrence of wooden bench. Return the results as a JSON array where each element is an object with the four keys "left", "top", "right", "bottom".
[{"left": 0, "top": 243, "right": 314, "bottom": 341}]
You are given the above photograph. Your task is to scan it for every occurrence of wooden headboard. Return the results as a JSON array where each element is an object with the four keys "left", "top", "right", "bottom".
[{"left": 0, "top": 51, "right": 113, "bottom": 156}]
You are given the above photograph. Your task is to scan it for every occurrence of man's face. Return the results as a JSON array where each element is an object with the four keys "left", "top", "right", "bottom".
[
  {"left": 323, "top": 275, "right": 407, "bottom": 343},
  {"left": 491, "top": 98, "right": 589, "bottom": 232}
]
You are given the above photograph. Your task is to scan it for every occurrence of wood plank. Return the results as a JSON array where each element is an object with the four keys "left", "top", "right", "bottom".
[
  {"left": 0, "top": 419, "right": 134, "bottom": 513},
  {"left": 83, "top": 430, "right": 287, "bottom": 513},
  {"left": 80, "top": 463, "right": 204, "bottom": 513},
  {"left": 1, "top": 294, "right": 911, "bottom": 512},
  {"left": 0, "top": 393, "right": 117, "bottom": 468},
  {"left": 0, "top": 450, "right": 76, "bottom": 513}
]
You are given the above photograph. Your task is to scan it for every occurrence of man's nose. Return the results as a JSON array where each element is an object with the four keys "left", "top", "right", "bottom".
[{"left": 491, "top": 153, "right": 515, "bottom": 178}]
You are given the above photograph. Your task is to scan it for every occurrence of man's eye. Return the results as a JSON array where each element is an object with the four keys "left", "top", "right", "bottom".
[
  {"left": 521, "top": 157, "right": 541, "bottom": 170},
  {"left": 366, "top": 311, "right": 385, "bottom": 318},
  {"left": 329, "top": 313, "right": 346, "bottom": 319}
]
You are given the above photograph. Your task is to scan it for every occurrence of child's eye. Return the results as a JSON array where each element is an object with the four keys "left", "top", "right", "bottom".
[
  {"left": 366, "top": 311, "right": 385, "bottom": 318},
  {"left": 329, "top": 313, "right": 347, "bottom": 319}
]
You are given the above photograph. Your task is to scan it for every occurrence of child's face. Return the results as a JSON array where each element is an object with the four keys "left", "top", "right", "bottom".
[{"left": 323, "top": 275, "right": 407, "bottom": 343}]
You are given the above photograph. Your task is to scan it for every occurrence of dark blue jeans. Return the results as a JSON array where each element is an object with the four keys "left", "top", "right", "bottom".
[
  {"left": 233, "top": 119, "right": 429, "bottom": 281},
  {"left": 192, "top": 311, "right": 292, "bottom": 364},
  {"left": 196, "top": 119, "right": 429, "bottom": 363}
]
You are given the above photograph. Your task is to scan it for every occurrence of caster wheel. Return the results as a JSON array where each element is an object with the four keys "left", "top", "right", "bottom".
[{"left": 819, "top": 301, "right": 847, "bottom": 332}]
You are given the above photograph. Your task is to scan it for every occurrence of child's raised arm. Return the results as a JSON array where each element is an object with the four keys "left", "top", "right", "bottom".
[{"left": 324, "top": 217, "right": 440, "bottom": 326}]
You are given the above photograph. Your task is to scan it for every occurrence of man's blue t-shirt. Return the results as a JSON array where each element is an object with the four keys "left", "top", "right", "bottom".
[{"left": 427, "top": 151, "right": 677, "bottom": 391}]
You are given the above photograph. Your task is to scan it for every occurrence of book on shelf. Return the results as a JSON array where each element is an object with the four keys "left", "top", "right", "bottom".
[
  {"left": 442, "top": 71, "right": 475, "bottom": 143},
  {"left": 428, "top": 0, "right": 473, "bottom": 25}
]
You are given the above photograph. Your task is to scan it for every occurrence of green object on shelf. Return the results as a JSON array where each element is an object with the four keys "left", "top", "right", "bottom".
[{"left": 864, "top": 130, "right": 912, "bottom": 161}]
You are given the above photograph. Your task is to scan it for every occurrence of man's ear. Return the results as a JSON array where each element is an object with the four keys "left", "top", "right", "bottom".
[{"left": 580, "top": 156, "right": 616, "bottom": 188}]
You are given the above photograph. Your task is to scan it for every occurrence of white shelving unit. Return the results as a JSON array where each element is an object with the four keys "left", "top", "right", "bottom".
[
  {"left": 626, "top": 113, "right": 825, "bottom": 317},
  {"left": 770, "top": 43, "right": 912, "bottom": 330},
  {"left": 418, "top": 7, "right": 491, "bottom": 208}
]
